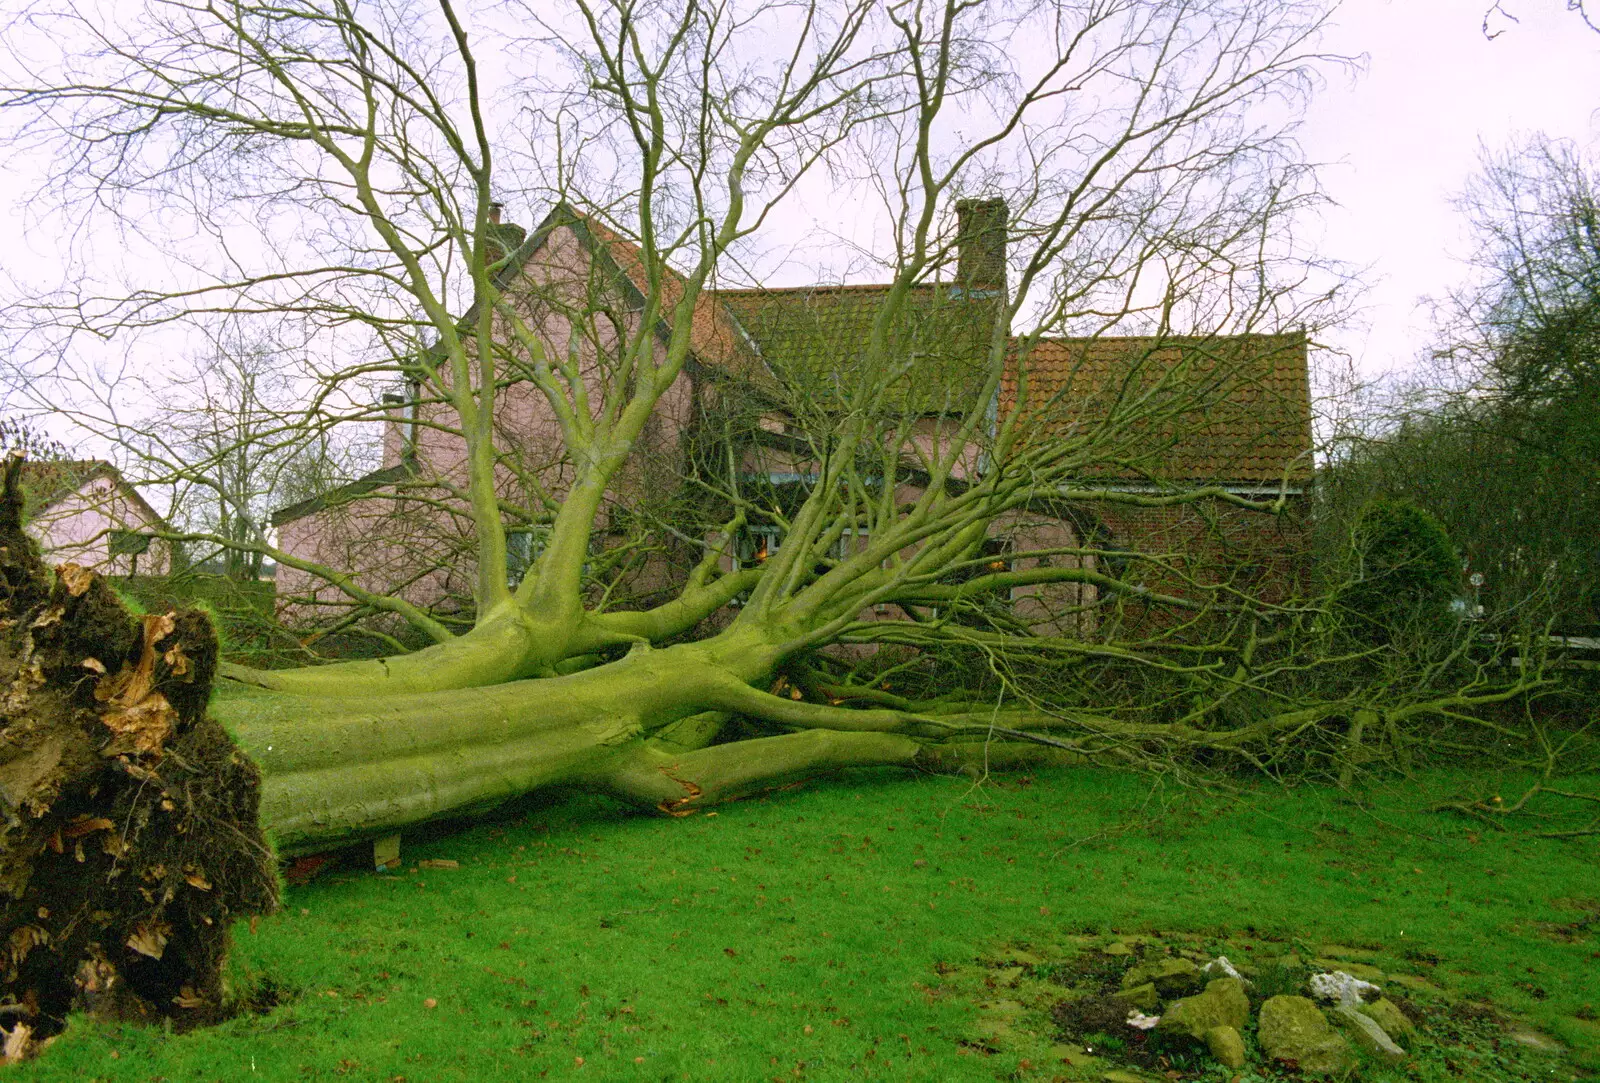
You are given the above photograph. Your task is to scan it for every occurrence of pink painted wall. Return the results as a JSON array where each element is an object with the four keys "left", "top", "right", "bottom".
[
  {"left": 276, "top": 221, "right": 697, "bottom": 626},
  {"left": 28, "top": 475, "right": 173, "bottom": 577}
]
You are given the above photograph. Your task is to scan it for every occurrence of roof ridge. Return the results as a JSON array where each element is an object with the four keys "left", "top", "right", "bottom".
[{"left": 561, "top": 206, "right": 763, "bottom": 378}]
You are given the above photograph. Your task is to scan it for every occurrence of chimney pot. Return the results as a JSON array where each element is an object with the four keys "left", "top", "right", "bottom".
[{"left": 488, "top": 201, "right": 504, "bottom": 225}]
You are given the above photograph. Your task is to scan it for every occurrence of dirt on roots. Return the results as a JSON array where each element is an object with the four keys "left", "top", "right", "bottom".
[{"left": 0, "top": 456, "right": 277, "bottom": 1054}]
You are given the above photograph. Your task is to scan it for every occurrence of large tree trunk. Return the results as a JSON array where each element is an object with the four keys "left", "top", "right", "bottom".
[
  {"left": 0, "top": 460, "right": 934, "bottom": 1047},
  {"left": 221, "top": 633, "right": 790, "bottom": 855}
]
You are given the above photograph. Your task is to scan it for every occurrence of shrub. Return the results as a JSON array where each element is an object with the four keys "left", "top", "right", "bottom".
[{"left": 1337, "top": 499, "right": 1459, "bottom": 641}]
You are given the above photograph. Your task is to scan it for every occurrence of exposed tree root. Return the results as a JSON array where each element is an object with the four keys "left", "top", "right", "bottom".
[{"left": 0, "top": 458, "right": 277, "bottom": 1047}]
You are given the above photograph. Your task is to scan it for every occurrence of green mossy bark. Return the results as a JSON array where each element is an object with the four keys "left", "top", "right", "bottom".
[{"left": 220, "top": 643, "right": 752, "bottom": 853}]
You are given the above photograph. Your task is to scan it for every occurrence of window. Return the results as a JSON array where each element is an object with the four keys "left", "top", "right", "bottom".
[
  {"left": 734, "top": 525, "right": 871, "bottom": 577},
  {"left": 506, "top": 527, "right": 548, "bottom": 586},
  {"left": 946, "top": 537, "right": 1012, "bottom": 583},
  {"left": 735, "top": 524, "right": 783, "bottom": 569}
]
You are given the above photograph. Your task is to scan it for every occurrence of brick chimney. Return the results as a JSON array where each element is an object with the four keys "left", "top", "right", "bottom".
[
  {"left": 483, "top": 202, "right": 527, "bottom": 267},
  {"left": 955, "top": 198, "right": 1008, "bottom": 296},
  {"left": 380, "top": 389, "right": 409, "bottom": 469}
]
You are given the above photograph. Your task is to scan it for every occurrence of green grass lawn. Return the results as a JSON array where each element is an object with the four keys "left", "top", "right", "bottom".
[{"left": 15, "top": 765, "right": 1600, "bottom": 1082}]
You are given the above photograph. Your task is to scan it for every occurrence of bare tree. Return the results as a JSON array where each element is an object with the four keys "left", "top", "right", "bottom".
[
  {"left": 1483, "top": 1, "right": 1599, "bottom": 38},
  {"left": 1324, "top": 135, "right": 1600, "bottom": 629},
  {"left": 0, "top": 0, "right": 1545, "bottom": 1037}
]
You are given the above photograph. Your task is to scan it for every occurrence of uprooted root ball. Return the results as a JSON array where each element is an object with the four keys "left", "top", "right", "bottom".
[{"left": 0, "top": 456, "right": 277, "bottom": 1048}]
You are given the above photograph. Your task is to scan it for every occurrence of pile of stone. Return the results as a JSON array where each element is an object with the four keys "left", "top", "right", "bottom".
[{"left": 1101, "top": 945, "right": 1414, "bottom": 1074}]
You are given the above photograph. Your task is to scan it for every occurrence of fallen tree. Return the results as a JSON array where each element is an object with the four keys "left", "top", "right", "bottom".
[
  {"left": 0, "top": 0, "right": 1563, "bottom": 1053},
  {"left": 0, "top": 431, "right": 1556, "bottom": 1042}
]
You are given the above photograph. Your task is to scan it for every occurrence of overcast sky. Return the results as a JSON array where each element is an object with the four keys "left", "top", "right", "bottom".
[
  {"left": 1296, "top": 0, "right": 1600, "bottom": 378},
  {"left": 2, "top": 0, "right": 1597, "bottom": 394}
]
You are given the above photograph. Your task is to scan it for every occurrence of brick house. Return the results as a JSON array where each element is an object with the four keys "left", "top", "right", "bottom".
[
  {"left": 18, "top": 460, "right": 176, "bottom": 576},
  {"left": 272, "top": 200, "right": 1312, "bottom": 634}
]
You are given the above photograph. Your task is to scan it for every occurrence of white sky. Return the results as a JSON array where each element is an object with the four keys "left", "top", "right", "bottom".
[
  {"left": 2, "top": 0, "right": 1598, "bottom": 396},
  {"left": 1296, "top": 0, "right": 1600, "bottom": 378}
]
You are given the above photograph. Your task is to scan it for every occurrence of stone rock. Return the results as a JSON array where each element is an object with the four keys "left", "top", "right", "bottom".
[
  {"left": 1121, "top": 956, "right": 1201, "bottom": 997},
  {"left": 1157, "top": 978, "right": 1250, "bottom": 1040},
  {"left": 1102, "top": 941, "right": 1134, "bottom": 956},
  {"left": 1332, "top": 1004, "right": 1407, "bottom": 1064},
  {"left": 1204, "top": 1025, "right": 1247, "bottom": 1068},
  {"left": 1126, "top": 1010, "right": 1162, "bottom": 1031},
  {"left": 1314, "top": 959, "right": 1385, "bottom": 983},
  {"left": 1309, "top": 970, "right": 1382, "bottom": 1005},
  {"left": 1200, "top": 955, "right": 1248, "bottom": 984},
  {"left": 1110, "top": 982, "right": 1160, "bottom": 1012},
  {"left": 1258, "top": 995, "right": 1356, "bottom": 1075},
  {"left": 1359, "top": 998, "right": 1415, "bottom": 1044}
]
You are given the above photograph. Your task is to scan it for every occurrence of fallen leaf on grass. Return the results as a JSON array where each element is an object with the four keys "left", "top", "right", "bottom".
[{"left": 423, "top": 997, "right": 438, "bottom": 1009}]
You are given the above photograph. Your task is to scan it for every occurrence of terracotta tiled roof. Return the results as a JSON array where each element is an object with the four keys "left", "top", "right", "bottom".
[
  {"left": 1001, "top": 334, "right": 1312, "bottom": 485},
  {"left": 569, "top": 213, "right": 762, "bottom": 379},
  {"left": 713, "top": 283, "right": 997, "bottom": 412}
]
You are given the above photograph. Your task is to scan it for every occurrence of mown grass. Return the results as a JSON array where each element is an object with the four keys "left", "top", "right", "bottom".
[{"left": 16, "top": 764, "right": 1600, "bottom": 1081}]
